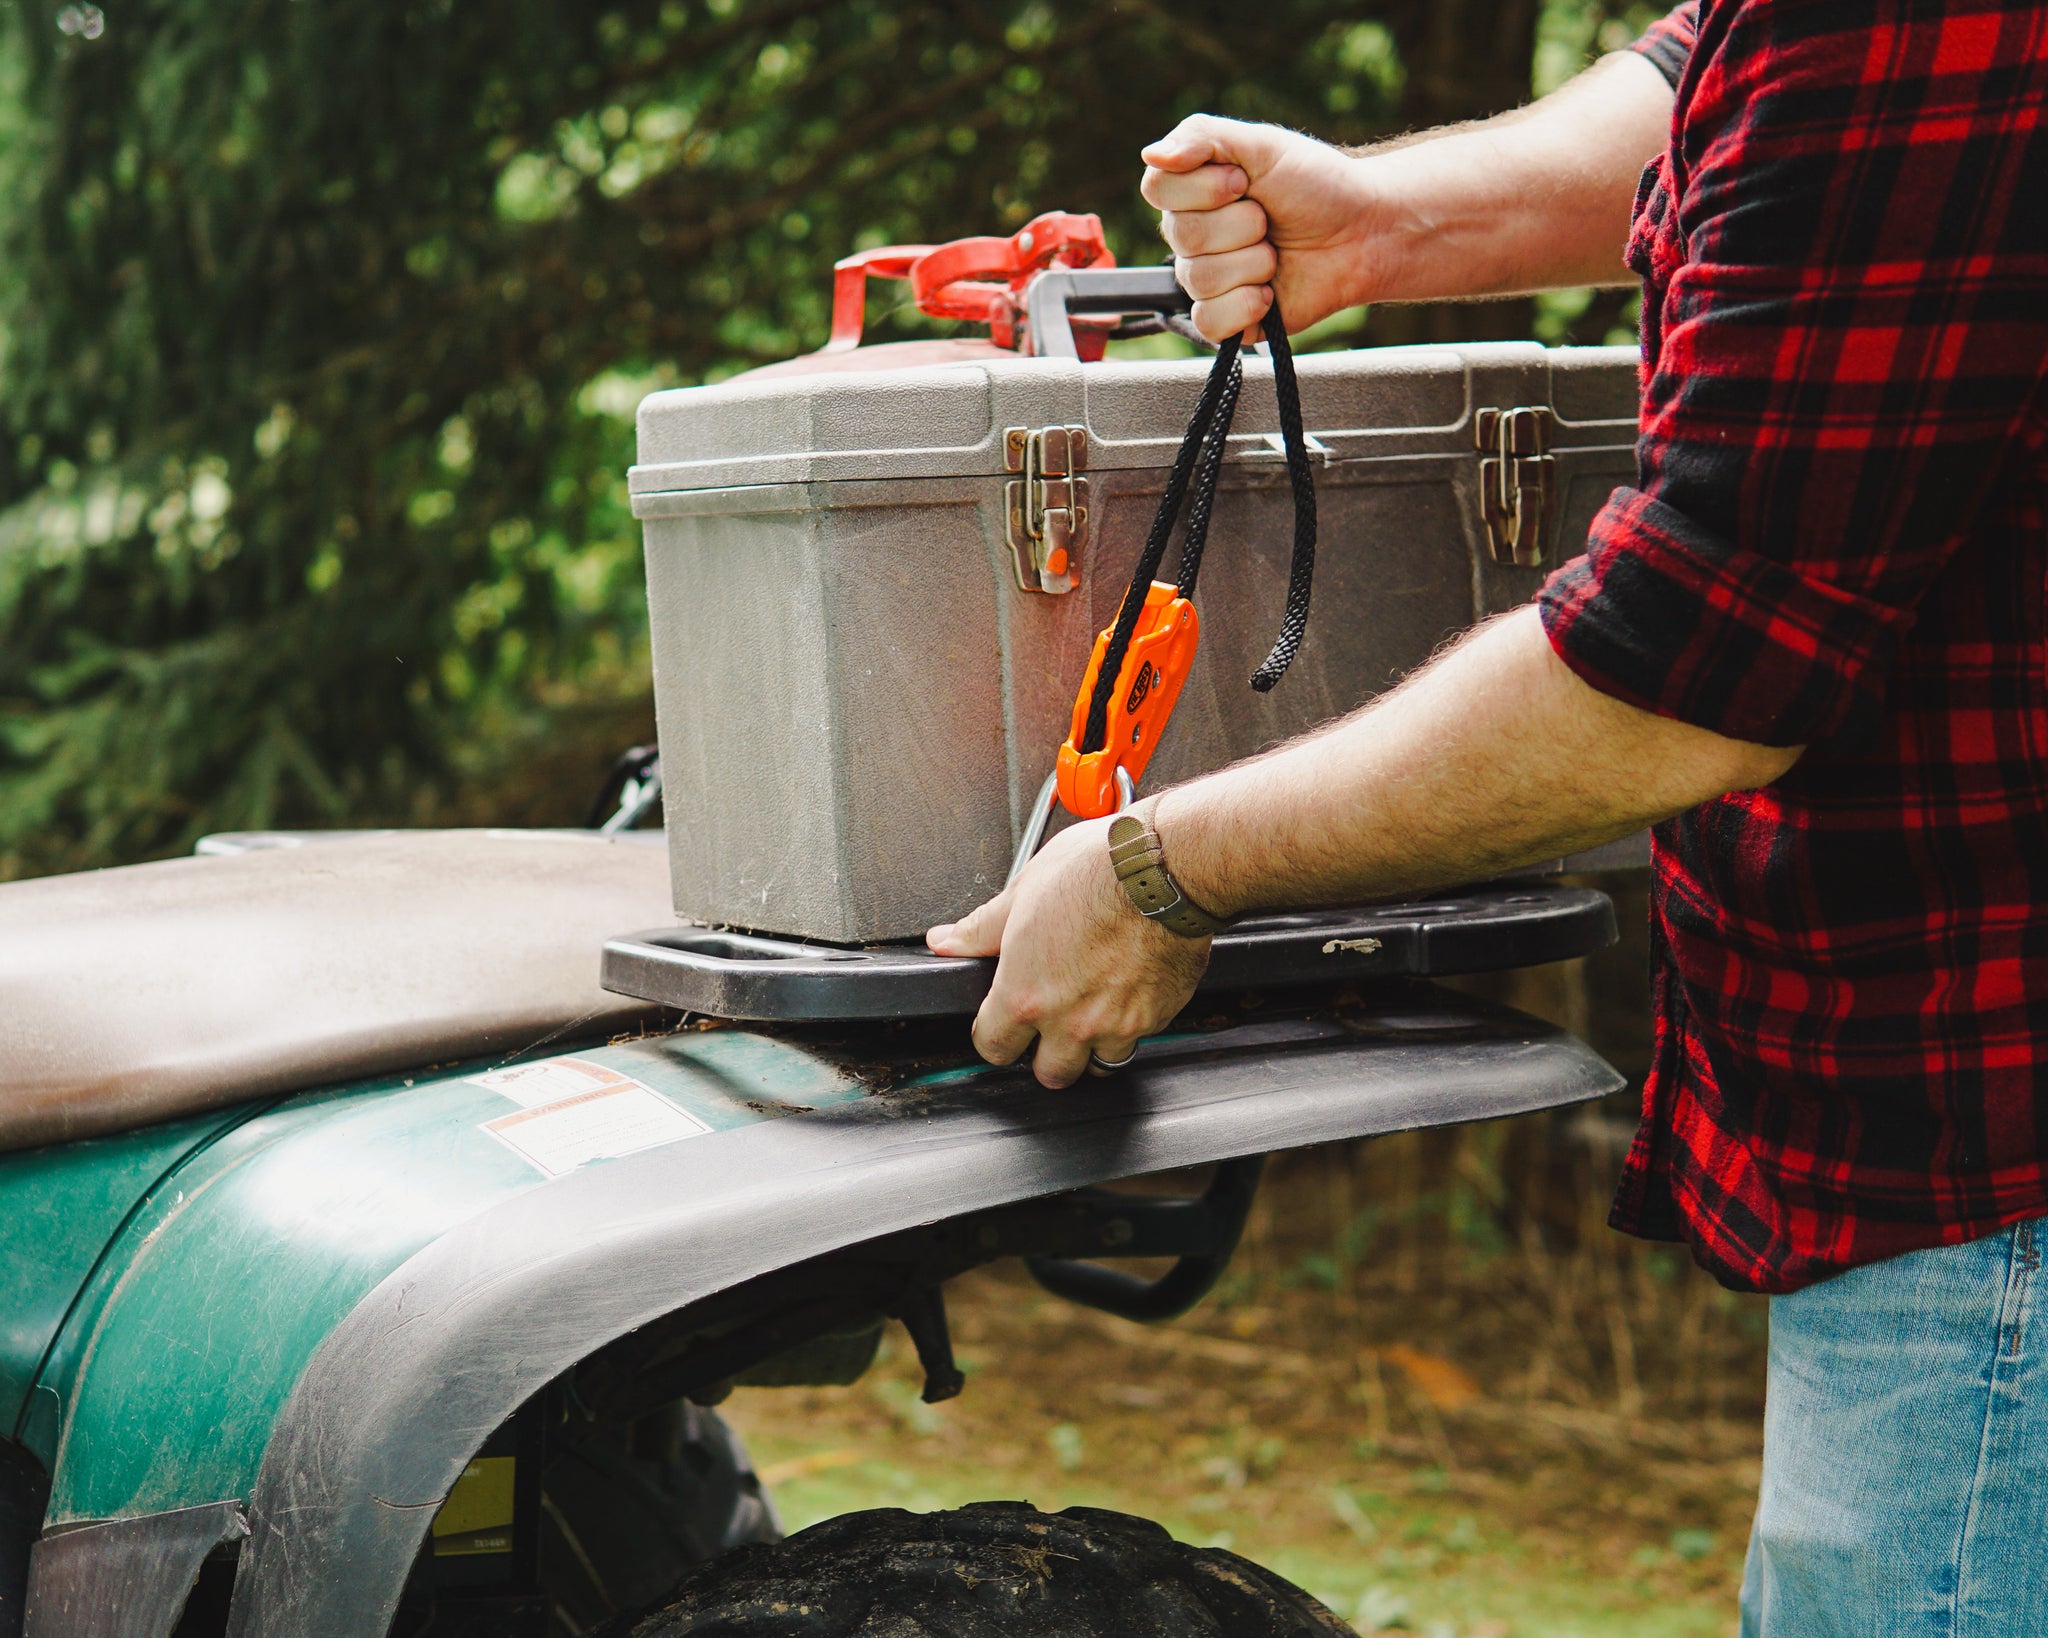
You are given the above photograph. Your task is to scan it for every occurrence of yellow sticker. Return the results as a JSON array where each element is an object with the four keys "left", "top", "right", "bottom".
[{"left": 432, "top": 1455, "right": 515, "bottom": 1554}]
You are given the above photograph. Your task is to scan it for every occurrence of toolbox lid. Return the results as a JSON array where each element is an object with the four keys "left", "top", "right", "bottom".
[{"left": 628, "top": 342, "right": 1637, "bottom": 504}]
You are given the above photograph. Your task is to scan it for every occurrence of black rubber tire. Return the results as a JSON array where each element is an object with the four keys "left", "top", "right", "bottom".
[
  {"left": 540, "top": 1402, "right": 780, "bottom": 1634},
  {"left": 613, "top": 1501, "right": 1356, "bottom": 1637}
]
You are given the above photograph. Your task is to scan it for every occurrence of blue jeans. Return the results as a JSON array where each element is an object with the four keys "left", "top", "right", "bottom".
[{"left": 1742, "top": 1217, "right": 2048, "bottom": 1637}]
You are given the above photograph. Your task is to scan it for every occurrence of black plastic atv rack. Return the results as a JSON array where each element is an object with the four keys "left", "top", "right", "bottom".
[{"left": 600, "top": 881, "right": 1616, "bottom": 1022}]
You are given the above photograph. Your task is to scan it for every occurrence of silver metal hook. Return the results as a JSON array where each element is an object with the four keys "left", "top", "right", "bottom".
[{"left": 1006, "top": 765, "right": 1136, "bottom": 887}]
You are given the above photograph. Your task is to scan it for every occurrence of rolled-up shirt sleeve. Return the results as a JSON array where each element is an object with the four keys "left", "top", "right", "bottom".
[
  {"left": 1542, "top": 0, "right": 2048, "bottom": 748},
  {"left": 1629, "top": 2, "right": 1697, "bottom": 88}
]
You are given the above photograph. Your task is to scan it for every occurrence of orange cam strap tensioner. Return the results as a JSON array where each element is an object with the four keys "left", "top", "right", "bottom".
[
  {"left": 1051, "top": 348, "right": 1238, "bottom": 821},
  {"left": 1008, "top": 295, "right": 1316, "bottom": 884},
  {"left": 1056, "top": 583, "right": 1201, "bottom": 819},
  {"left": 1049, "top": 293, "right": 1318, "bottom": 823}
]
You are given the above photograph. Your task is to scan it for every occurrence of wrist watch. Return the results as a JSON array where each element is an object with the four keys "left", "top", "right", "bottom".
[{"left": 1108, "top": 801, "right": 1231, "bottom": 939}]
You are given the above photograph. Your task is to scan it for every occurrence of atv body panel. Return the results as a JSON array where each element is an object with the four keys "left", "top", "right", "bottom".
[
  {"left": 0, "top": 829, "right": 1625, "bottom": 1638},
  {"left": 7, "top": 992, "right": 1619, "bottom": 1638},
  {"left": 0, "top": 1113, "right": 237, "bottom": 1440}
]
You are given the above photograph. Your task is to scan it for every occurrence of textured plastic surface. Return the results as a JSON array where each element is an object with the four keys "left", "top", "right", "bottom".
[
  {"left": 633, "top": 343, "right": 1639, "bottom": 942},
  {"left": 600, "top": 884, "right": 1617, "bottom": 1021},
  {"left": 22, "top": 1028, "right": 888, "bottom": 1526},
  {"left": 23, "top": 1501, "right": 246, "bottom": 1638}
]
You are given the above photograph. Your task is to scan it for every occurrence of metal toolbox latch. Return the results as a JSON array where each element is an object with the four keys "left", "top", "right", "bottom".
[
  {"left": 1475, "top": 405, "right": 1558, "bottom": 567},
  {"left": 1004, "top": 424, "right": 1089, "bottom": 594}
]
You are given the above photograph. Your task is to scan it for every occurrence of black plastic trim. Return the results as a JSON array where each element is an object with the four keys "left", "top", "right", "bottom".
[
  {"left": 0, "top": 1441, "right": 47, "bottom": 1638},
  {"left": 601, "top": 884, "right": 1617, "bottom": 1021},
  {"left": 23, "top": 1502, "right": 244, "bottom": 1638}
]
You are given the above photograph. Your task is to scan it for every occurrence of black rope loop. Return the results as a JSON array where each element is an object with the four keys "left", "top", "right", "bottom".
[
  {"left": 1076, "top": 292, "right": 1319, "bottom": 758},
  {"left": 1079, "top": 333, "right": 1242, "bottom": 755},
  {"left": 1249, "top": 304, "right": 1318, "bottom": 693}
]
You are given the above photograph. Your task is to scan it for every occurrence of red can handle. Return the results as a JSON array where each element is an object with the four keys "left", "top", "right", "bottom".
[
  {"left": 816, "top": 212, "right": 1114, "bottom": 354},
  {"left": 821, "top": 246, "right": 931, "bottom": 353}
]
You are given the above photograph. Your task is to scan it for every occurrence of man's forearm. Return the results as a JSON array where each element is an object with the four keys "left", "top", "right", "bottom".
[
  {"left": 1358, "top": 50, "right": 1675, "bottom": 302},
  {"left": 1155, "top": 608, "right": 1798, "bottom": 918}
]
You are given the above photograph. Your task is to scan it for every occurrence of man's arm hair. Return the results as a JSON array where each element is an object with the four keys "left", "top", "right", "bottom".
[
  {"left": 1157, "top": 606, "right": 1798, "bottom": 918},
  {"left": 1349, "top": 49, "right": 1676, "bottom": 300}
]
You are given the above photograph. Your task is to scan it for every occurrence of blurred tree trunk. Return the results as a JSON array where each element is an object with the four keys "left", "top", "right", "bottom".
[
  {"left": 1399, "top": 0, "right": 1546, "bottom": 123},
  {"left": 1368, "top": 0, "right": 1545, "bottom": 346}
]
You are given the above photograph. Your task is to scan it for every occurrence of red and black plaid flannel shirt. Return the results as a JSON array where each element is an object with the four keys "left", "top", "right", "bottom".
[{"left": 1539, "top": 0, "right": 2048, "bottom": 1292}]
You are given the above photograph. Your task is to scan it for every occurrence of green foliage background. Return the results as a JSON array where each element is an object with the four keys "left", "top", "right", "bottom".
[{"left": 0, "top": 0, "right": 1662, "bottom": 878}]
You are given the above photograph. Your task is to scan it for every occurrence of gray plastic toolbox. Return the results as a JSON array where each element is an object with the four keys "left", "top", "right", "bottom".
[{"left": 631, "top": 341, "right": 1638, "bottom": 943}]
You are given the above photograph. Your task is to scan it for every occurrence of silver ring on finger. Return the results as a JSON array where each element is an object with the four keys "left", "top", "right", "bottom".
[{"left": 1088, "top": 1045, "right": 1139, "bottom": 1076}]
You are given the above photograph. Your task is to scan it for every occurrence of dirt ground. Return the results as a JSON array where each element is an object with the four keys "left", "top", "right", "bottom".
[{"left": 722, "top": 1119, "right": 1768, "bottom": 1638}]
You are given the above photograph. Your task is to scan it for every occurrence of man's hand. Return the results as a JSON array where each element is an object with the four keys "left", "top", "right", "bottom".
[
  {"left": 1142, "top": 52, "right": 1676, "bottom": 344},
  {"left": 1142, "top": 115, "right": 1383, "bottom": 341},
  {"left": 926, "top": 818, "right": 1210, "bottom": 1090}
]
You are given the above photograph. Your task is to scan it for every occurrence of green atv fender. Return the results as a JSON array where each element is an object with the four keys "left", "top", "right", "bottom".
[{"left": 7, "top": 1001, "right": 1620, "bottom": 1638}]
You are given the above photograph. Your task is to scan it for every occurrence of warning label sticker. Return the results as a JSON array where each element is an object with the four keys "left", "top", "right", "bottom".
[
  {"left": 473, "top": 1056, "right": 711, "bottom": 1177},
  {"left": 469, "top": 1056, "right": 640, "bottom": 1108}
]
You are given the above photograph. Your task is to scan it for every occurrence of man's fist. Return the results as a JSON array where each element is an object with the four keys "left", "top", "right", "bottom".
[{"left": 1141, "top": 115, "right": 1384, "bottom": 343}]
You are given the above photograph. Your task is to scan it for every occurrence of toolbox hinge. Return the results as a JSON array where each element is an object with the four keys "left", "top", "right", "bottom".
[
  {"left": 1474, "top": 405, "right": 1558, "bottom": 567},
  {"left": 1004, "top": 424, "right": 1089, "bottom": 594}
]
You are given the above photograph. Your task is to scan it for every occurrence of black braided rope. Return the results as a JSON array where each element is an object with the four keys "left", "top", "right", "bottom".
[
  {"left": 1248, "top": 306, "right": 1317, "bottom": 693},
  {"left": 1079, "top": 333, "right": 1243, "bottom": 756},
  {"left": 1172, "top": 357, "right": 1243, "bottom": 598},
  {"left": 1076, "top": 293, "right": 1318, "bottom": 755}
]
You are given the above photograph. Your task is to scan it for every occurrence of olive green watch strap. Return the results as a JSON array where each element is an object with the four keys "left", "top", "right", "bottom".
[{"left": 1107, "top": 804, "right": 1230, "bottom": 939}]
